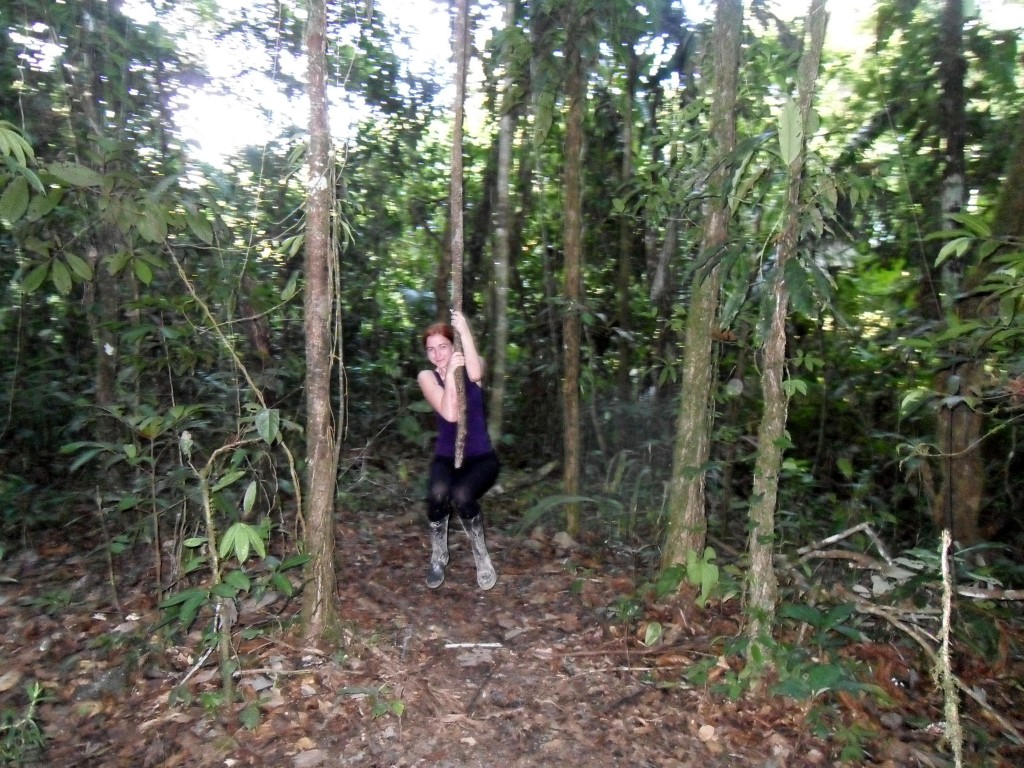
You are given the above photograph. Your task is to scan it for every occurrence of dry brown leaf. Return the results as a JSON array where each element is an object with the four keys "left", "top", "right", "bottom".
[{"left": 0, "top": 669, "right": 22, "bottom": 693}]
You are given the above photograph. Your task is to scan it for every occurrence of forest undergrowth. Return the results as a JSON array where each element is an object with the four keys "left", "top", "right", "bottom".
[{"left": 1, "top": 461, "right": 1023, "bottom": 767}]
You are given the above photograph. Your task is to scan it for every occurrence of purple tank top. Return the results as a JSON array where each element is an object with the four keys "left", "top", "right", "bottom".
[{"left": 432, "top": 371, "right": 494, "bottom": 458}]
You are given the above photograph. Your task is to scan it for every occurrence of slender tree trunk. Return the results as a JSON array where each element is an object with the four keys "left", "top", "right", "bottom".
[
  {"left": 661, "top": 0, "right": 742, "bottom": 570},
  {"left": 449, "top": 0, "right": 470, "bottom": 466},
  {"left": 561, "top": 24, "right": 586, "bottom": 537},
  {"left": 488, "top": 0, "right": 517, "bottom": 442},
  {"left": 300, "top": 0, "right": 339, "bottom": 646},
  {"left": 745, "top": 0, "right": 829, "bottom": 655},
  {"left": 933, "top": 0, "right": 983, "bottom": 545},
  {"left": 615, "top": 51, "right": 638, "bottom": 402}
]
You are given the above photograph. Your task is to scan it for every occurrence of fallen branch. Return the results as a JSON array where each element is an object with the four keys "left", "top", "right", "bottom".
[
  {"left": 531, "top": 637, "right": 713, "bottom": 660},
  {"left": 797, "top": 521, "right": 894, "bottom": 563},
  {"left": 797, "top": 522, "right": 1024, "bottom": 602},
  {"left": 837, "top": 584, "right": 1024, "bottom": 746},
  {"left": 445, "top": 642, "right": 504, "bottom": 649}
]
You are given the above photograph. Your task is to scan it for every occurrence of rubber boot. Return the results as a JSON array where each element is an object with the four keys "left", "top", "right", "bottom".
[
  {"left": 461, "top": 515, "right": 497, "bottom": 591},
  {"left": 426, "top": 516, "right": 450, "bottom": 589}
]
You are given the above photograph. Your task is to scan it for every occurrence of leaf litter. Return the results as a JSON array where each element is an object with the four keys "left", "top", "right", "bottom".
[{"left": 1, "top": 470, "right": 1022, "bottom": 767}]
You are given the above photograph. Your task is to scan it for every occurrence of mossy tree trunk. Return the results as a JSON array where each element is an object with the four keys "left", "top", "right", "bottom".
[
  {"left": 661, "top": 0, "right": 742, "bottom": 569},
  {"left": 745, "top": 0, "right": 828, "bottom": 659}
]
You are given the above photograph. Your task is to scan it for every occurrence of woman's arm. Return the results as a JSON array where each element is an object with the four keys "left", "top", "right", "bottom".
[
  {"left": 451, "top": 311, "right": 484, "bottom": 383},
  {"left": 417, "top": 354, "right": 464, "bottom": 423}
]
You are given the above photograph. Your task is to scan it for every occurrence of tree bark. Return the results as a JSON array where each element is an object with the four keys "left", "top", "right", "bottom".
[
  {"left": 300, "top": 0, "right": 339, "bottom": 646},
  {"left": 932, "top": 0, "right": 982, "bottom": 545},
  {"left": 745, "top": 0, "right": 829, "bottom": 653},
  {"left": 615, "top": 49, "right": 638, "bottom": 402},
  {"left": 561, "top": 13, "right": 586, "bottom": 538},
  {"left": 661, "top": 0, "right": 742, "bottom": 570},
  {"left": 449, "top": 0, "right": 470, "bottom": 466},
  {"left": 488, "top": 0, "right": 517, "bottom": 442}
]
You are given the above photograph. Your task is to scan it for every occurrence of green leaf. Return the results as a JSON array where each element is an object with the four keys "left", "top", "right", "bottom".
[
  {"left": 245, "top": 524, "right": 267, "bottom": 559},
  {"left": 134, "top": 258, "right": 154, "bottom": 285},
  {"left": 159, "top": 588, "right": 197, "bottom": 608},
  {"left": 242, "top": 480, "right": 258, "bottom": 514},
  {"left": 782, "top": 378, "right": 808, "bottom": 397},
  {"left": 270, "top": 572, "right": 294, "bottom": 596},
  {"left": 999, "top": 293, "right": 1016, "bottom": 326},
  {"left": 219, "top": 522, "right": 265, "bottom": 563},
  {"left": 22, "top": 261, "right": 50, "bottom": 293},
  {"left": 137, "top": 209, "right": 167, "bottom": 243},
  {"left": 211, "top": 469, "right": 245, "bottom": 493},
  {"left": 783, "top": 258, "right": 814, "bottom": 317},
  {"left": 945, "top": 211, "right": 991, "bottom": 238},
  {"left": 218, "top": 523, "right": 242, "bottom": 561},
  {"left": 278, "top": 554, "right": 311, "bottom": 571},
  {"left": 239, "top": 702, "right": 261, "bottom": 730},
  {"left": 685, "top": 547, "right": 719, "bottom": 607},
  {"left": 780, "top": 602, "right": 826, "bottom": 628},
  {"left": 64, "top": 253, "right": 94, "bottom": 281},
  {"left": 777, "top": 99, "right": 802, "bottom": 167},
  {"left": 0, "top": 120, "right": 35, "bottom": 165},
  {"left": 212, "top": 581, "right": 240, "bottom": 598},
  {"left": 900, "top": 387, "right": 933, "bottom": 417},
  {"left": 0, "top": 176, "right": 29, "bottom": 224},
  {"left": 48, "top": 161, "right": 103, "bottom": 187},
  {"left": 187, "top": 211, "right": 214, "bottom": 244},
  {"left": 223, "top": 569, "right": 251, "bottom": 592},
  {"left": 255, "top": 408, "right": 280, "bottom": 444},
  {"left": 642, "top": 621, "right": 663, "bottom": 647},
  {"left": 50, "top": 258, "right": 73, "bottom": 295},
  {"left": 935, "top": 237, "right": 972, "bottom": 267},
  {"left": 281, "top": 270, "right": 299, "bottom": 301},
  {"left": 104, "top": 250, "right": 132, "bottom": 277},
  {"left": 25, "top": 187, "right": 62, "bottom": 221}
]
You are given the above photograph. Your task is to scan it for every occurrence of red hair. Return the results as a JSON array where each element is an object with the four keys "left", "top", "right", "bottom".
[{"left": 421, "top": 323, "right": 454, "bottom": 348}]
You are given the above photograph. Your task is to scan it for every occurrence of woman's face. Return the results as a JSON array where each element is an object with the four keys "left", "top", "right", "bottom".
[{"left": 425, "top": 333, "right": 453, "bottom": 370}]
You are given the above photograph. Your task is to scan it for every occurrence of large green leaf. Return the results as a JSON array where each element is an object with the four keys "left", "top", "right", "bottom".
[
  {"left": 0, "top": 120, "right": 35, "bottom": 166},
  {"left": 255, "top": 408, "right": 280, "bottom": 444},
  {"left": 50, "top": 259, "right": 73, "bottom": 295},
  {"left": 777, "top": 99, "right": 802, "bottom": 167},
  {"left": 21, "top": 261, "right": 49, "bottom": 293},
  {"left": 0, "top": 176, "right": 29, "bottom": 224},
  {"left": 48, "top": 161, "right": 103, "bottom": 188},
  {"left": 64, "top": 253, "right": 94, "bottom": 281}
]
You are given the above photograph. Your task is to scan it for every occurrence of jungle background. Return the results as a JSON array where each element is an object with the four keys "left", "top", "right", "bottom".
[{"left": 2, "top": 0, "right": 1024, "bottom": 765}]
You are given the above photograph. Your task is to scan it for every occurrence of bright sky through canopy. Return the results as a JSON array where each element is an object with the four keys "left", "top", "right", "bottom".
[{"left": 125, "top": 0, "right": 1023, "bottom": 165}]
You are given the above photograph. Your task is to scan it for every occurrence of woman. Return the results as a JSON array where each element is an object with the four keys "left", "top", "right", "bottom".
[{"left": 417, "top": 310, "right": 499, "bottom": 590}]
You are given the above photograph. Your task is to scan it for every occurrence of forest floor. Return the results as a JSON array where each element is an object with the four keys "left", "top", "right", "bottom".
[{"left": 2, "top": 463, "right": 1023, "bottom": 767}]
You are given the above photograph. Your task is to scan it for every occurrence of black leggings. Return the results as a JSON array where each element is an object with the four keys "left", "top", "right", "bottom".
[{"left": 426, "top": 452, "right": 500, "bottom": 522}]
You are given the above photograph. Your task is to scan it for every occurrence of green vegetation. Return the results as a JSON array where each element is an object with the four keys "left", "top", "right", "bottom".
[{"left": 1, "top": 0, "right": 1022, "bottom": 761}]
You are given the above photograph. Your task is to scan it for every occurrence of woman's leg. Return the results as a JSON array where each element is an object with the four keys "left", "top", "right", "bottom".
[
  {"left": 450, "top": 454, "right": 500, "bottom": 590},
  {"left": 425, "top": 457, "right": 454, "bottom": 587},
  {"left": 449, "top": 453, "right": 500, "bottom": 521},
  {"left": 426, "top": 456, "right": 455, "bottom": 522}
]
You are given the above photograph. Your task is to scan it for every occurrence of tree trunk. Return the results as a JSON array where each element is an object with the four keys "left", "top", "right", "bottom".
[
  {"left": 745, "top": 0, "right": 829, "bottom": 655},
  {"left": 300, "top": 0, "right": 339, "bottom": 647},
  {"left": 488, "top": 0, "right": 517, "bottom": 442},
  {"left": 561, "top": 20, "right": 586, "bottom": 538},
  {"left": 932, "top": 0, "right": 982, "bottom": 545},
  {"left": 615, "top": 50, "right": 638, "bottom": 402},
  {"left": 661, "top": 0, "right": 742, "bottom": 570},
  {"left": 449, "top": 0, "right": 470, "bottom": 466}
]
